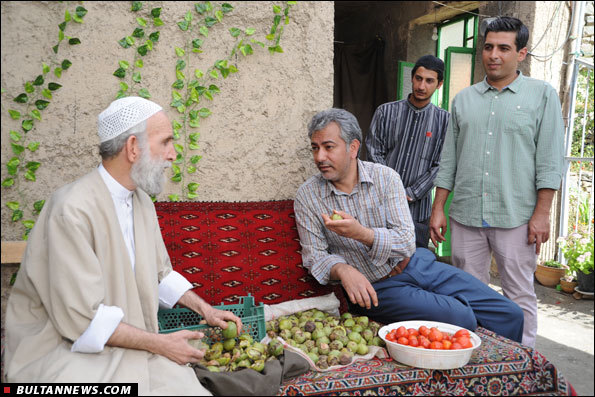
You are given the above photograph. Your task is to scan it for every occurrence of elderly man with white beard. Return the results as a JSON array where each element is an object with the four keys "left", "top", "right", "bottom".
[{"left": 5, "top": 97, "right": 241, "bottom": 395}]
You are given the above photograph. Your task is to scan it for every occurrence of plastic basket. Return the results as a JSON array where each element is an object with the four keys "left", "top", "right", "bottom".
[{"left": 157, "top": 294, "right": 265, "bottom": 344}]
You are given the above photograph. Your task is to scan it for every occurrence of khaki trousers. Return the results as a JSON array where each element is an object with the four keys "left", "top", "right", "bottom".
[{"left": 450, "top": 218, "right": 538, "bottom": 347}]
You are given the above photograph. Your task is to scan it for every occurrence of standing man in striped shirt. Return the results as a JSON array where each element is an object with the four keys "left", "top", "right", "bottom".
[
  {"left": 430, "top": 17, "right": 565, "bottom": 347},
  {"left": 293, "top": 108, "right": 524, "bottom": 342},
  {"left": 366, "top": 55, "right": 450, "bottom": 248}
]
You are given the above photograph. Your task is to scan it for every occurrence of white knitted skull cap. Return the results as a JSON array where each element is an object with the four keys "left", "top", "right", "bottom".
[{"left": 97, "top": 96, "right": 162, "bottom": 143}]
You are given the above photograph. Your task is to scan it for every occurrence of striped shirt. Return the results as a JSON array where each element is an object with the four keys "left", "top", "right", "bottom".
[
  {"left": 434, "top": 72, "right": 565, "bottom": 228},
  {"left": 366, "top": 97, "right": 450, "bottom": 222},
  {"left": 294, "top": 160, "right": 416, "bottom": 285}
]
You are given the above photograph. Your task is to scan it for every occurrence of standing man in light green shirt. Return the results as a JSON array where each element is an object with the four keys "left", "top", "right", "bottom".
[{"left": 429, "top": 17, "right": 564, "bottom": 347}]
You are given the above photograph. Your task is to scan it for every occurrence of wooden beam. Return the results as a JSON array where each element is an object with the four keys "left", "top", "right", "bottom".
[
  {"left": 1, "top": 241, "right": 27, "bottom": 264},
  {"left": 410, "top": 1, "right": 482, "bottom": 27}
]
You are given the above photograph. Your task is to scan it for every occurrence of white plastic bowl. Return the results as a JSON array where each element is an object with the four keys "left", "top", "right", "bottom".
[{"left": 379, "top": 320, "right": 481, "bottom": 370}]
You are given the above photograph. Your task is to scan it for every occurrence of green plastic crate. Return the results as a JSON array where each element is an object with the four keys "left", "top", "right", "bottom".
[{"left": 157, "top": 294, "right": 265, "bottom": 344}]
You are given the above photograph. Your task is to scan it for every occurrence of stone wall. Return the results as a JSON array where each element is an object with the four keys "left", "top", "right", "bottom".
[{"left": 0, "top": 1, "right": 334, "bottom": 240}]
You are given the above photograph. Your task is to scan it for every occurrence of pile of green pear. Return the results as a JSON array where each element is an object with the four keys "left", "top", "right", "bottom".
[
  {"left": 266, "top": 309, "right": 385, "bottom": 369},
  {"left": 194, "top": 321, "right": 284, "bottom": 373}
]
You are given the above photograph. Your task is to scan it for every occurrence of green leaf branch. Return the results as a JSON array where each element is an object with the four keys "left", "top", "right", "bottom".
[
  {"left": 167, "top": 1, "right": 296, "bottom": 201},
  {"left": 1, "top": 3, "right": 88, "bottom": 240},
  {"left": 113, "top": 2, "right": 163, "bottom": 99}
]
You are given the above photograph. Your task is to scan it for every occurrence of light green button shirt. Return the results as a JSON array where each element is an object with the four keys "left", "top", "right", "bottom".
[{"left": 434, "top": 72, "right": 564, "bottom": 228}]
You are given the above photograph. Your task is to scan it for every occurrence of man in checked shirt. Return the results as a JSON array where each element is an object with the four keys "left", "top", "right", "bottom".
[{"left": 294, "top": 108, "right": 524, "bottom": 342}]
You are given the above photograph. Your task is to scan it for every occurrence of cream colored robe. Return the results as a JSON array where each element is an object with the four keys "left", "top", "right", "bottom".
[{"left": 5, "top": 169, "right": 210, "bottom": 396}]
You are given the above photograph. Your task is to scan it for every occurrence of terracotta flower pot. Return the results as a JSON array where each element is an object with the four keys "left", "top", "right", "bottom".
[
  {"left": 534, "top": 263, "right": 566, "bottom": 287},
  {"left": 559, "top": 277, "right": 578, "bottom": 294}
]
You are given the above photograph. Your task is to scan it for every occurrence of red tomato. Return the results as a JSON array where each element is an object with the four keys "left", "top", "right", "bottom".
[
  {"left": 396, "top": 326, "right": 408, "bottom": 338},
  {"left": 442, "top": 340, "right": 453, "bottom": 350},
  {"left": 429, "top": 341, "right": 443, "bottom": 350},
  {"left": 419, "top": 336, "right": 431, "bottom": 349},
  {"left": 429, "top": 328, "right": 443, "bottom": 342},
  {"left": 407, "top": 328, "right": 419, "bottom": 336},
  {"left": 397, "top": 336, "right": 409, "bottom": 345},
  {"left": 386, "top": 333, "right": 396, "bottom": 342},
  {"left": 451, "top": 342, "right": 463, "bottom": 350},
  {"left": 454, "top": 329, "right": 470, "bottom": 339},
  {"left": 442, "top": 332, "right": 451, "bottom": 342},
  {"left": 408, "top": 335, "right": 419, "bottom": 347},
  {"left": 418, "top": 325, "right": 430, "bottom": 337},
  {"left": 457, "top": 336, "right": 473, "bottom": 349}
]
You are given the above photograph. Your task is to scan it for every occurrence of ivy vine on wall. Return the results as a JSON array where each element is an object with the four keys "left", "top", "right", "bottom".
[{"left": 1, "top": 3, "right": 88, "bottom": 240}]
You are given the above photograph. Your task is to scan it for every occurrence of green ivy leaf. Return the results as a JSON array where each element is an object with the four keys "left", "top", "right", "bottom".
[
  {"left": 229, "top": 28, "right": 241, "bottom": 37},
  {"left": 33, "top": 200, "right": 46, "bottom": 214},
  {"left": 195, "top": 69, "right": 204, "bottom": 79},
  {"left": 189, "top": 88, "right": 199, "bottom": 103},
  {"left": 204, "top": 91, "right": 213, "bottom": 100},
  {"left": 118, "top": 60, "right": 130, "bottom": 69},
  {"left": 22, "top": 219, "right": 35, "bottom": 229},
  {"left": 178, "top": 20, "right": 189, "bottom": 31},
  {"left": 35, "top": 100, "right": 50, "bottom": 110},
  {"left": 199, "top": 26, "right": 209, "bottom": 37},
  {"left": 172, "top": 91, "right": 183, "bottom": 101},
  {"left": 209, "top": 69, "right": 219, "bottom": 79},
  {"left": 26, "top": 161, "right": 41, "bottom": 171},
  {"left": 41, "top": 89, "right": 52, "bottom": 100},
  {"left": 208, "top": 84, "right": 220, "bottom": 93},
  {"left": 138, "top": 45, "right": 148, "bottom": 56},
  {"left": 184, "top": 10, "right": 193, "bottom": 22},
  {"left": 68, "top": 38, "right": 81, "bottom": 45},
  {"left": 245, "top": 28, "right": 255, "bottom": 36},
  {"left": 138, "top": 88, "right": 151, "bottom": 98},
  {"left": 151, "top": 7, "right": 161, "bottom": 17},
  {"left": 188, "top": 143, "right": 200, "bottom": 150},
  {"left": 172, "top": 80, "right": 184, "bottom": 89},
  {"left": 198, "top": 108, "right": 211, "bottom": 118},
  {"left": 187, "top": 192, "right": 198, "bottom": 199},
  {"left": 172, "top": 120, "right": 183, "bottom": 130},
  {"left": 168, "top": 194, "right": 180, "bottom": 202},
  {"left": 149, "top": 32, "right": 160, "bottom": 42},
  {"left": 190, "top": 155, "right": 202, "bottom": 164},
  {"left": 7, "top": 157, "right": 20, "bottom": 173},
  {"left": 113, "top": 68, "right": 126, "bottom": 78},
  {"left": 13, "top": 94, "right": 29, "bottom": 103},
  {"left": 188, "top": 182, "right": 199, "bottom": 192},
  {"left": 240, "top": 44, "right": 253, "bottom": 56},
  {"left": 126, "top": 36, "right": 135, "bottom": 46},
  {"left": 64, "top": 9, "right": 71, "bottom": 22},
  {"left": 215, "top": 10, "right": 223, "bottom": 23},
  {"left": 175, "top": 47, "right": 185, "bottom": 57},
  {"left": 29, "top": 110, "right": 41, "bottom": 121},
  {"left": 195, "top": 3, "right": 207, "bottom": 14},
  {"left": 187, "top": 166, "right": 197, "bottom": 174},
  {"left": 119, "top": 82, "right": 129, "bottom": 92},
  {"left": 189, "top": 119, "right": 200, "bottom": 128},
  {"left": 273, "top": 5, "right": 282, "bottom": 13},
  {"left": 27, "top": 142, "right": 40, "bottom": 151},
  {"left": 221, "top": 3, "right": 234, "bottom": 13},
  {"left": 132, "top": 28, "right": 145, "bottom": 38},
  {"left": 24, "top": 82, "right": 34, "bottom": 93},
  {"left": 24, "top": 170, "right": 36, "bottom": 182},
  {"left": 12, "top": 209, "right": 24, "bottom": 222},
  {"left": 287, "top": 1, "right": 297, "bottom": 5},
  {"left": 153, "top": 17, "right": 164, "bottom": 27},
  {"left": 75, "top": 6, "right": 88, "bottom": 18},
  {"left": 189, "top": 132, "right": 200, "bottom": 142},
  {"left": 192, "top": 39, "right": 203, "bottom": 50},
  {"left": 118, "top": 37, "right": 131, "bottom": 48},
  {"left": 205, "top": 16, "right": 217, "bottom": 27},
  {"left": 176, "top": 70, "right": 186, "bottom": 81},
  {"left": 131, "top": 1, "right": 142, "bottom": 11},
  {"left": 54, "top": 67, "right": 62, "bottom": 78},
  {"left": 48, "top": 82, "right": 62, "bottom": 90},
  {"left": 229, "top": 64, "right": 238, "bottom": 73},
  {"left": 22, "top": 120, "right": 34, "bottom": 131},
  {"left": 8, "top": 110, "right": 21, "bottom": 120},
  {"left": 174, "top": 144, "right": 184, "bottom": 154},
  {"left": 9, "top": 130, "right": 21, "bottom": 141},
  {"left": 42, "top": 62, "right": 50, "bottom": 74},
  {"left": 58, "top": 21, "right": 67, "bottom": 32},
  {"left": 268, "top": 45, "right": 284, "bottom": 54},
  {"left": 61, "top": 59, "right": 72, "bottom": 70},
  {"left": 33, "top": 75, "right": 44, "bottom": 86},
  {"left": 133, "top": 71, "right": 142, "bottom": 83},
  {"left": 265, "top": 33, "right": 275, "bottom": 41},
  {"left": 135, "top": 59, "right": 144, "bottom": 68},
  {"left": 1, "top": 178, "right": 15, "bottom": 187},
  {"left": 11, "top": 143, "right": 25, "bottom": 155},
  {"left": 72, "top": 14, "right": 83, "bottom": 24},
  {"left": 136, "top": 17, "right": 147, "bottom": 27},
  {"left": 6, "top": 201, "right": 20, "bottom": 211},
  {"left": 52, "top": 44, "right": 59, "bottom": 54},
  {"left": 59, "top": 29, "right": 65, "bottom": 41},
  {"left": 176, "top": 60, "right": 186, "bottom": 71}
]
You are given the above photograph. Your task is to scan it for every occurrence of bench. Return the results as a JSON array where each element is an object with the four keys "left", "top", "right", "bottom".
[{"left": 155, "top": 200, "right": 575, "bottom": 396}]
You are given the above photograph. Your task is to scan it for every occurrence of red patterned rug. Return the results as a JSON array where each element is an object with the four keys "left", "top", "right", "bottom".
[{"left": 155, "top": 200, "right": 346, "bottom": 309}]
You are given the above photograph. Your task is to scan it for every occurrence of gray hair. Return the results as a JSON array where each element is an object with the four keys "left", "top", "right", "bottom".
[
  {"left": 307, "top": 108, "right": 362, "bottom": 149},
  {"left": 99, "top": 120, "right": 148, "bottom": 159}
]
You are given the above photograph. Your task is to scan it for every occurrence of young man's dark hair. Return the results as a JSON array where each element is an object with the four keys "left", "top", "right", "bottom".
[
  {"left": 411, "top": 55, "right": 444, "bottom": 82},
  {"left": 484, "top": 16, "right": 529, "bottom": 51}
]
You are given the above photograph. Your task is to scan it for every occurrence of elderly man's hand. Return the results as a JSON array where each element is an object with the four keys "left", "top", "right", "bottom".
[{"left": 202, "top": 307, "right": 243, "bottom": 336}]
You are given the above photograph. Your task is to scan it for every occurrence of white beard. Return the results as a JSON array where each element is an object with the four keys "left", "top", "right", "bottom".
[{"left": 130, "top": 149, "right": 171, "bottom": 196}]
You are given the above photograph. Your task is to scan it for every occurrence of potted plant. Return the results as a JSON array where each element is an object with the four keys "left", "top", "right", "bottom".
[
  {"left": 557, "top": 233, "right": 594, "bottom": 293},
  {"left": 559, "top": 268, "right": 578, "bottom": 294},
  {"left": 534, "top": 259, "right": 567, "bottom": 288}
]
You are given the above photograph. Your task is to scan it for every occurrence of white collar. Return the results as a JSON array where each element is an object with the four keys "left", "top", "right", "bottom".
[{"left": 98, "top": 163, "right": 134, "bottom": 203}]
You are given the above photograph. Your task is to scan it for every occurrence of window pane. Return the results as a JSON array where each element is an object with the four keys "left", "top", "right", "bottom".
[
  {"left": 447, "top": 52, "right": 473, "bottom": 110},
  {"left": 438, "top": 20, "right": 464, "bottom": 59}
]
